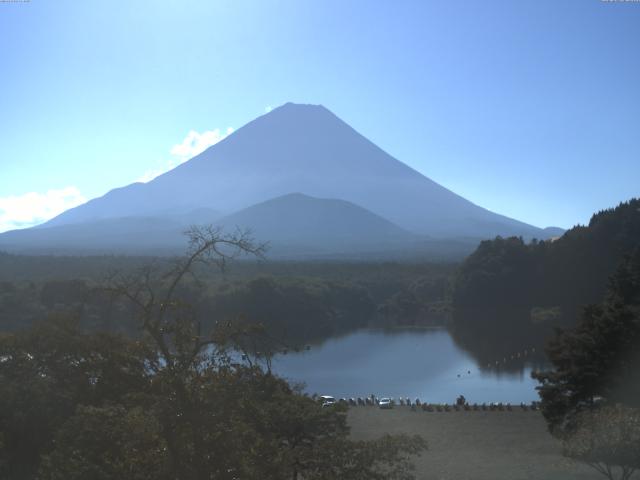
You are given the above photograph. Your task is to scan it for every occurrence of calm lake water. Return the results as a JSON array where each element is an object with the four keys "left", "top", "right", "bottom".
[{"left": 270, "top": 328, "right": 541, "bottom": 404}]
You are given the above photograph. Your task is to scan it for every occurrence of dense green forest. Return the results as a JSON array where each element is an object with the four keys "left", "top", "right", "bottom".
[
  {"left": 0, "top": 228, "right": 426, "bottom": 479},
  {"left": 451, "top": 198, "right": 640, "bottom": 365},
  {"left": 533, "top": 246, "right": 640, "bottom": 478},
  {"left": 535, "top": 246, "right": 640, "bottom": 428},
  {"left": 0, "top": 253, "right": 454, "bottom": 346}
]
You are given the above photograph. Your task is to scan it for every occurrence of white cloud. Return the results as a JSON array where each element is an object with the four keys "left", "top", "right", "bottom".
[
  {"left": 265, "top": 105, "right": 273, "bottom": 113},
  {"left": 0, "top": 186, "right": 87, "bottom": 233},
  {"left": 138, "top": 127, "right": 233, "bottom": 183},
  {"left": 170, "top": 127, "right": 234, "bottom": 160}
]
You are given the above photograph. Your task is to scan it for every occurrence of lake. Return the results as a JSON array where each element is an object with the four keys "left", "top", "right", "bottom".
[{"left": 270, "top": 328, "right": 542, "bottom": 404}]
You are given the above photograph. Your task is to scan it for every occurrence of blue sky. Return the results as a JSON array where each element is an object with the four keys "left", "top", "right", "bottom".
[{"left": 1, "top": 0, "right": 638, "bottom": 232}]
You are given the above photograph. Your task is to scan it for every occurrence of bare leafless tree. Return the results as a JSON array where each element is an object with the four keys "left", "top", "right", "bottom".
[{"left": 103, "top": 226, "right": 267, "bottom": 372}]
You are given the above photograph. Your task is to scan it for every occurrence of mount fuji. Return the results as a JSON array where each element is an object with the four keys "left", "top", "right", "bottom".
[{"left": 0, "top": 103, "right": 561, "bottom": 257}]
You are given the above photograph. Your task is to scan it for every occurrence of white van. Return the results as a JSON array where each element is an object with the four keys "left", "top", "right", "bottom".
[{"left": 319, "top": 395, "right": 336, "bottom": 407}]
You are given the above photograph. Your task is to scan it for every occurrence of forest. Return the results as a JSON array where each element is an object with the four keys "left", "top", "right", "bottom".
[
  {"left": 0, "top": 250, "right": 454, "bottom": 348},
  {"left": 0, "top": 227, "right": 429, "bottom": 480},
  {"left": 450, "top": 198, "right": 640, "bottom": 365}
]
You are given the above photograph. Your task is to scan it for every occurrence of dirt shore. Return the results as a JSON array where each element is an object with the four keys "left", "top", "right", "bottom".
[{"left": 348, "top": 406, "right": 603, "bottom": 480}]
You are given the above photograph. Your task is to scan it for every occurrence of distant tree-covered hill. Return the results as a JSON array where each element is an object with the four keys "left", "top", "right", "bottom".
[{"left": 450, "top": 198, "right": 640, "bottom": 363}]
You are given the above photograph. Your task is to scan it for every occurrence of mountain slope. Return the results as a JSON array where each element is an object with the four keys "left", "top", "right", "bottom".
[
  {"left": 216, "top": 193, "right": 415, "bottom": 254},
  {"left": 0, "top": 208, "right": 221, "bottom": 255},
  {"left": 41, "top": 102, "right": 551, "bottom": 239},
  {"left": 0, "top": 194, "right": 415, "bottom": 256},
  {"left": 0, "top": 193, "right": 483, "bottom": 259},
  {"left": 0, "top": 217, "right": 186, "bottom": 255}
]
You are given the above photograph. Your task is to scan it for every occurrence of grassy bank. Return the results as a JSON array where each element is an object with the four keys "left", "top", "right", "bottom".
[{"left": 348, "top": 406, "right": 603, "bottom": 480}]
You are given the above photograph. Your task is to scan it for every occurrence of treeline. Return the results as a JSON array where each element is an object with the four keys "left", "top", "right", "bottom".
[
  {"left": 533, "top": 246, "right": 640, "bottom": 476},
  {"left": 0, "top": 256, "right": 455, "bottom": 345},
  {"left": 0, "top": 227, "right": 426, "bottom": 480},
  {"left": 451, "top": 198, "right": 640, "bottom": 364}
]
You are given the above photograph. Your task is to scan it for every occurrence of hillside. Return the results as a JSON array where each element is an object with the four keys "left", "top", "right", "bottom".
[
  {"left": 450, "top": 198, "right": 640, "bottom": 362},
  {"left": 0, "top": 217, "right": 186, "bottom": 255},
  {"left": 0, "top": 193, "right": 480, "bottom": 259},
  {"left": 216, "top": 193, "right": 414, "bottom": 254}
]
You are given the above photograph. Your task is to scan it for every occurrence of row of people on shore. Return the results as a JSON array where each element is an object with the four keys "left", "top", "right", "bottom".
[{"left": 314, "top": 393, "right": 540, "bottom": 410}]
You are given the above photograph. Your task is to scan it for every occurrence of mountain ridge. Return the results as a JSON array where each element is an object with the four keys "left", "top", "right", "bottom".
[{"left": 216, "top": 192, "right": 416, "bottom": 250}]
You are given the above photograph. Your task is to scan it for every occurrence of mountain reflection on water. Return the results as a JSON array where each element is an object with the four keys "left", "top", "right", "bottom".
[{"left": 270, "top": 328, "right": 544, "bottom": 404}]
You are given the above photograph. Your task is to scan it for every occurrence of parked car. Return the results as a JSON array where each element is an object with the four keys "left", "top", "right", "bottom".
[
  {"left": 320, "top": 395, "right": 336, "bottom": 407},
  {"left": 379, "top": 397, "right": 393, "bottom": 409}
]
